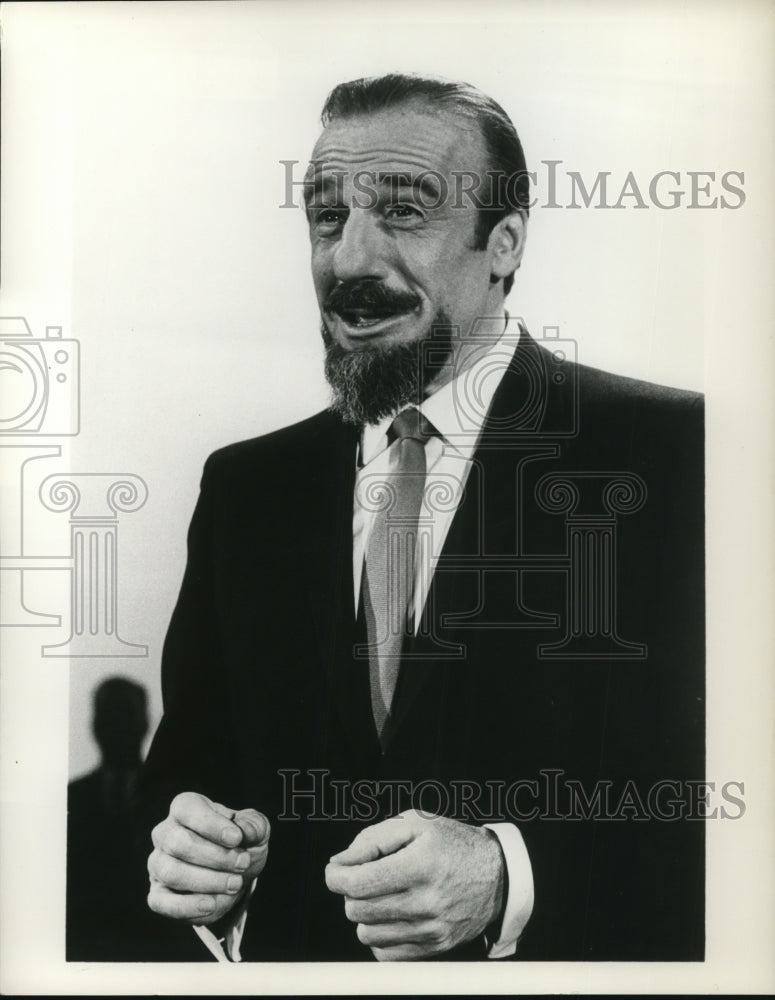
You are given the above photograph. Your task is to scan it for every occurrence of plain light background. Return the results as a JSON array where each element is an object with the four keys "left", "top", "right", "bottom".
[{"left": 1, "top": 0, "right": 773, "bottom": 994}]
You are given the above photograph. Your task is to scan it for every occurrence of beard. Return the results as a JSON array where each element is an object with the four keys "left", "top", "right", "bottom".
[{"left": 322, "top": 311, "right": 456, "bottom": 427}]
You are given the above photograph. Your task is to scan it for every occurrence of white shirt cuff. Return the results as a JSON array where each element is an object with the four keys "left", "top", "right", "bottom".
[
  {"left": 190, "top": 825, "right": 532, "bottom": 963},
  {"left": 192, "top": 878, "right": 256, "bottom": 962},
  {"left": 483, "top": 822, "right": 535, "bottom": 959}
]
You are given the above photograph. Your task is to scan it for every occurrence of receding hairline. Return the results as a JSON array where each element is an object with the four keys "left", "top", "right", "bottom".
[
  {"left": 318, "top": 92, "right": 487, "bottom": 142},
  {"left": 310, "top": 99, "right": 491, "bottom": 176}
]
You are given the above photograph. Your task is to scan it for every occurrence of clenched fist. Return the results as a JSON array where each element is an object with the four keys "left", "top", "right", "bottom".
[
  {"left": 325, "top": 810, "right": 504, "bottom": 960},
  {"left": 147, "top": 791, "right": 270, "bottom": 926}
]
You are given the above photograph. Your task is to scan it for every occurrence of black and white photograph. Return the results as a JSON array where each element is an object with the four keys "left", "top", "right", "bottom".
[{"left": 0, "top": 1, "right": 773, "bottom": 994}]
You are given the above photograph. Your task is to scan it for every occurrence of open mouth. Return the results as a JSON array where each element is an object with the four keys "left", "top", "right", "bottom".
[{"left": 332, "top": 305, "right": 418, "bottom": 330}]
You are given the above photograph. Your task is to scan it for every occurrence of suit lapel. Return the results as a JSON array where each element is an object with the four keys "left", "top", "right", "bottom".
[
  {"left": 295, "top": 332, "right": 571, "bottom": 758},
  {"left": 384, "top": 330, "right": 563, "bottom": 750},
  {"left": 290, "top": 415, "right": 381, "bottom": 759}
]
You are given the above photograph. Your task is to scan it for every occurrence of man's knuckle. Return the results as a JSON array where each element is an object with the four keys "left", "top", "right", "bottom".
[
  {"left": 150, "top": 820, "right": 167, "bottom": 848},
  {"left": 170, "top": 791, "right": 188, "bottom": 813},
  {"left": 356, "top": 922, "right": 371, "bottom": 945},
  {"left": 427, "top": 924, "right": 446, "bottom": 947},
  {"left": 324, "top": 865, "right": 341, "bottom": 892},
  {"left": 343, "top": 898, "right": 359, "bottom": 922},
  {"left": 156, "top": 854, "right": 178, "bottom": 885},
  {"left": 251, "top": 837, "right": 270, "bottom": 858},
  {"left": 169, "top": 825, "right": 192, "bottom": 856},
  {"left": 352, "top": 828, "right": 373, "bottom": 849},
  {"left": 424, "top": 888, "right": 442, "bottom": 916},
  {"left": 254, "top": 813, "right": 271, "bottom": 840},
  {"left": 171, "top": 790, "right": 199, "bottom": 819},
  {"left": 147, "top": 886, "right": 164, "bottom": 915}
]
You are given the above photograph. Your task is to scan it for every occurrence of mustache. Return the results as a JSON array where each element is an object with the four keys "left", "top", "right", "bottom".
[{"left": 323, "top": 279, "right": 421, "bottom": 318}]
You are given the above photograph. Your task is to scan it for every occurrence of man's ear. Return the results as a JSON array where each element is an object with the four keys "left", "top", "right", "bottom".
[{"left": 488, "top": 210, "right": 528, "bottom": 281}]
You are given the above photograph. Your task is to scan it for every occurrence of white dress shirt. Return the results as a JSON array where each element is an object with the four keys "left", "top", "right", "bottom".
[{"left": 196, "top": 313, "right": 534, "bottom": 960}]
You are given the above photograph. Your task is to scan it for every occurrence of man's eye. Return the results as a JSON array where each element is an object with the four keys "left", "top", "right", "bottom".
[
  {"left": 314, "top": 209, "right": 347, "bottom": 228},
  {"left": 385, "top": 204, "right": 423, "bottom": 222}
]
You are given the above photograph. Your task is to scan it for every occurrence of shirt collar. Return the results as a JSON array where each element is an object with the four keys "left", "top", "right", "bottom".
[{"left": 359, "top": 312, "right": 522, "bottom": 466}]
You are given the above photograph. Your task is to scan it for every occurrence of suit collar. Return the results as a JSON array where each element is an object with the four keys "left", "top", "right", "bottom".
[{"left": 359, "top": 313, "right": 519, "bottom": 466}]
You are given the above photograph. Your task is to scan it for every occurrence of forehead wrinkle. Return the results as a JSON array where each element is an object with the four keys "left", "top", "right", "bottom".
[
  {"left": 312, "top": 141, "right": 460, "bottom": 168},
  {"left": 312, "top": 121, "right": 474, "bottom": 157},
  {"left": 313, "top": 137, "right": 461, "bottom": 157},
  {"left": 309, "top": 142, "right": 468, "bottom": 178},
  {"left": 312, "top": 122, "right": 486, "bottom": 181},
  {"left": 314, "top": 151, "right": 439, "bottom": 167},
  {"left": 313, "top": 156, "right": 440, "bottom": 176}
]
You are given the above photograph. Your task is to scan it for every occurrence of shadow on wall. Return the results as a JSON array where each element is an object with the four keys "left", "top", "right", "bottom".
[{"left": 66, "top": 676, "right": 162, "bottom": 961}]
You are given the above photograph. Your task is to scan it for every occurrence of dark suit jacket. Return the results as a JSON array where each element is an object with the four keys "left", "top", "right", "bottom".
[{"left": 138, "top": 331, "right": 705, "bottom": 961}]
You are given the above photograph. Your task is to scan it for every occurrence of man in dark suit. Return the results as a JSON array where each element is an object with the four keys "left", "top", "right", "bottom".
[
  {"left": 138, "top": 73, "right": 704, "bottom": 962},
  {"left": 67, "top": 677, "right": 163, "bottom": 960}
]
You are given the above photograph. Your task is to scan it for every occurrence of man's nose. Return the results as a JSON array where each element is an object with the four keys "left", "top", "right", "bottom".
[{"left": 332, "top": 210, "right": 389, "bottom": 283}]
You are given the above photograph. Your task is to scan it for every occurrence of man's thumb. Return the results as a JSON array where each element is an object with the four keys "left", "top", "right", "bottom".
[{"left": 232, "top": 809, "right": 270, "bottom": 846}]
